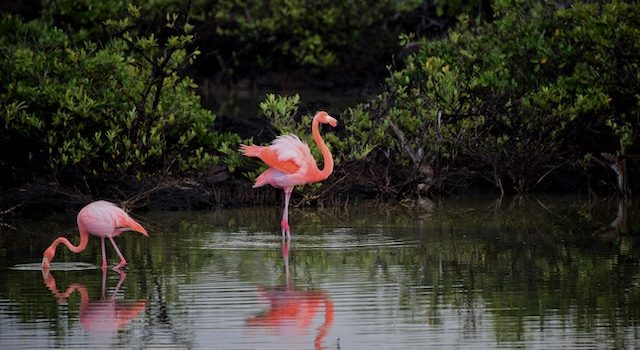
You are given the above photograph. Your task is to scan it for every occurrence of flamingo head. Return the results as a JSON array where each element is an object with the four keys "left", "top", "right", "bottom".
[
  {"left": 315, "top": 111, "right": 338, "bottom": 127},
  {"left": 42, "top": 246, "right": 56, "bottom": 269}
]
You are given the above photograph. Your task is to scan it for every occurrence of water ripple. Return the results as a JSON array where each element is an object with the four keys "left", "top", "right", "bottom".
[
  {"left": 10, "top": 262, "right": 98, "bottom": 271},
  {"left": 201, "top": 228, "right": 420, "bottom": 251}
]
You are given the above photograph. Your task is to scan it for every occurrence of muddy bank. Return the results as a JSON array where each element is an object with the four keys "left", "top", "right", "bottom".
[{"left": 0, "top": 170, "right": 281, "bottom": 220}]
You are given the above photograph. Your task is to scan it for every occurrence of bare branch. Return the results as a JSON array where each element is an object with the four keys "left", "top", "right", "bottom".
[{"left": 388, "top": 120, "right": 422, "bottom": 169}]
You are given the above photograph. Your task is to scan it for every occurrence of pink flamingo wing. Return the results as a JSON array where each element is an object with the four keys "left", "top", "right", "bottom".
[
  {"left": 111, "top": 208, "right": 147, "bottom": 235},
  {"left": 268, "top": 134, "right": 316, "bottom": 176},
  {"left": 255, "top": 148, "right": 301, "bottom": 174}
]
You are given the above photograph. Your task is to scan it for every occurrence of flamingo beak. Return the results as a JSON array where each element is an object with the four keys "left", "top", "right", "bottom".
[
  {"left": 129, "top": 222, "right": 149, "bottom": 237},
  {"left": 327, "top": 116, "right": 338, "bottom": 127}
]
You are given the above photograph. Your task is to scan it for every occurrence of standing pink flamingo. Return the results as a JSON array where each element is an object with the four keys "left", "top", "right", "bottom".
[
  {"left": 239, "top": 111, "right": 337, "bottom": 239},
  {"left": 41, "top": 200, "right": 148, "bottom": 270}
]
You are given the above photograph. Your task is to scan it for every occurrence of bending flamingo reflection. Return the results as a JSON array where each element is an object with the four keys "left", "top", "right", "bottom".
[
  {"left": 42, "top": 267, "right": 147, "bottom": 333},
  {"left": 246, "top": 241, "right": 334, "bottom": 350}
]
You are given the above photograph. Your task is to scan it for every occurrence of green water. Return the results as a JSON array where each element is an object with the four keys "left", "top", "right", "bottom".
[{"left": 0, "top": 196, "right": 639, "bottom": 349}]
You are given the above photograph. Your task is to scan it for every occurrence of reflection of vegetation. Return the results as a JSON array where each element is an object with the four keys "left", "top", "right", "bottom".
[
  {"left": 0, "top": 197, "right": 639, "bottom": 346},
  {"left": 401, "top": 197, "right": 640, "bottom": 345}
]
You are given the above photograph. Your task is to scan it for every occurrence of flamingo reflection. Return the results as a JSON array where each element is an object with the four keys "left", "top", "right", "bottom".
[
  {"left": 42, "top": 267, "right": 147, "bottom": 333},
  {"left": 246, "top": 241, "right": 334, "bottom": 350}
]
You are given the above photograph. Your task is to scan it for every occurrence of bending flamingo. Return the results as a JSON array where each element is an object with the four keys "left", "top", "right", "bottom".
[
  {"left": 239, "top": 111, "right": 337, "bottom": 239},
  {"left": 41, "top": 200, "right": 148, "bottom": 270}
]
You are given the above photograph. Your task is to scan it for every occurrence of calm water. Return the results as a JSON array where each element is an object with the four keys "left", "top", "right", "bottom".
[{"left": 1, "top": 196, "right": 639, "bottom": 349}]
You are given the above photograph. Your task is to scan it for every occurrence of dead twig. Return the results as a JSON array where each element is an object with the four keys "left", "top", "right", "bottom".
[{"left": 0, "top": 199, "right": 27, "bottom": 230}]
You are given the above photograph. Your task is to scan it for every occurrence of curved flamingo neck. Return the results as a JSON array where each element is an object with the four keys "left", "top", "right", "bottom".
[
  {"left": 312, "top": 116, "right": 334, "bottom": 181},
  {"left": 48, "top": 224, "right": 90, "bottom": 255}
]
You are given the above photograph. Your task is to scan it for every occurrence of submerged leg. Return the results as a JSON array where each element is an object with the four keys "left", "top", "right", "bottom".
[
  {"left": 101, "top": 266, "right": 107, "bottom": 297},
  {"left": 111, "top": 269, "right": 127, "bottom": 301},
  {"left": 281, "top": 187, "right": 293, "bottom": 240},
  {"left": 281, "top": 241, "right": 291, "bottom": 287},
  {"left": 100, "top": 237, "right": 108, "bottom": 270},
  {"left": 108, "top": 236, "right": 127, "bottom": 269}
]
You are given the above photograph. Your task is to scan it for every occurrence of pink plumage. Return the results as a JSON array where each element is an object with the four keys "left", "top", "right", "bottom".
[
  {"left": 239, "top": 111, "right": 338, "bottom": 239},
  {"left": 78, "top": 201, "right": 147, "bottom": 238},
  {"left": 42, "top": 200, "right": 148, "bottom": 270}
]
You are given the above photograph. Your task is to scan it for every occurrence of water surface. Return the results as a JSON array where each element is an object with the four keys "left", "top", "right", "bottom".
[{"left": 0, "top": 196, "right": 639, "bottom": 349}]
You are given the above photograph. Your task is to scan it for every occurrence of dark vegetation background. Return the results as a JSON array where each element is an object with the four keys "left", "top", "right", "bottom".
[{"left": 0, "top": 0, "right": 637, "bottom": 214}]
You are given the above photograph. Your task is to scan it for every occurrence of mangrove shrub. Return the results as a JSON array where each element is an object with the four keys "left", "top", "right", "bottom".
[
  {"left": 0, "top": 6, "right": 242, "bottom": 188},
  {"left": 336, "top": 0, "right": 639, "bottom": 197}
]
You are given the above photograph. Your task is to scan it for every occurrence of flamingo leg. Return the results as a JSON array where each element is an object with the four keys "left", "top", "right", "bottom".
[
  {"left": 108, "top": 236, "right": 128, "bottom": 269},
  {"left": 281, "top": 187, "right": 293, "bottom": 240},
  {"left": 100, "top": 237, "right": 108, "bottom": 270}
]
